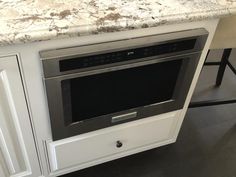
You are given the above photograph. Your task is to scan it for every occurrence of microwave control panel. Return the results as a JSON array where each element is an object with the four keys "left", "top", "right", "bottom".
[{"left": 59, "top": 38, "right": 196, "bottom": 72}]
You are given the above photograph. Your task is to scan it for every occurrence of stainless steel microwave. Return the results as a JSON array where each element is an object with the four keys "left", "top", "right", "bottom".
[{"left": 40, "top": 28, "right": 208, "bottom": 141}]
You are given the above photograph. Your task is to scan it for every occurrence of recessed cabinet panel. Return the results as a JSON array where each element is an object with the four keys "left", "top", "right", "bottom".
[
  {"left": 0, "top": 71, "right": 26, "bottom": 175},
  {"left": 47, "top": 110, "right": 180, "bottom": 172},
  {"left": 0, "top": 56, "right": 41, "bottom": 177},
  {"left": 0, "top": 152, "right": 8, "bottom": 177}
]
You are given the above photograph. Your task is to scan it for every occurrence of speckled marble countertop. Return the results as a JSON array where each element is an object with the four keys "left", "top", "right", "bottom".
[{"left": 0, "top": 0, "right": 236, "bottom": 46}]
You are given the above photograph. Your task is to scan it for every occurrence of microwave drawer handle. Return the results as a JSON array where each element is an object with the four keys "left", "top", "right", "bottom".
[{"left": 112, "top": 112, "right": 137, "bottom": 123}]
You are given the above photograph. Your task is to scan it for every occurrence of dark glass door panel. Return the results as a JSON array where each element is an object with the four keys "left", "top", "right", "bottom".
[{"left": 61, "top": 59, "right": 183, "bottom": 124}]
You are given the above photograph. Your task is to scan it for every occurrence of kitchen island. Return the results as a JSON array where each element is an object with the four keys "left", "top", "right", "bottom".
[{"left": 0, "top": 1, "right": 236, "bottom": 177}]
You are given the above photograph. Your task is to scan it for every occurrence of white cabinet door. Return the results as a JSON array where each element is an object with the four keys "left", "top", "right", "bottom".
[{"left": 0, "top": 56, "right": 41, "bottom": 177}]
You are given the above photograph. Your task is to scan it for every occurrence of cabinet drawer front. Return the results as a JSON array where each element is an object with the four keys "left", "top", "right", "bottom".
[{"left": 47, "top": 111, "right": 179, "bottom": 172}]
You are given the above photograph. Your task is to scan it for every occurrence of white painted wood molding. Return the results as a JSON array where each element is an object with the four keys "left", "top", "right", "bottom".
[{"left": 0, "top": 56, "right": 41, "bottom": 177}]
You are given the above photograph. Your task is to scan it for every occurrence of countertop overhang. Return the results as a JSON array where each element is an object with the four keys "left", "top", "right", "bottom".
[{"left": 0, "top": 0, "right": 236, "bottom": 46}]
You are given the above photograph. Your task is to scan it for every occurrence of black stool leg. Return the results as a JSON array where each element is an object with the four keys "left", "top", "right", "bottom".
[
  {"left": 189, "top": 48, "right": 236, "bottom": 108},
  {"left": 215, "top": 48, "right": 232, "bottom": 86}
]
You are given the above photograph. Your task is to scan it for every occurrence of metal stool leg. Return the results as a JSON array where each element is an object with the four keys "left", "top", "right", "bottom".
[
  {"left": 215, "top": 48, "right": 232, "bottom": 86},
  {"left": 189, "top": 48, "right": 236, "bottom": 108}
]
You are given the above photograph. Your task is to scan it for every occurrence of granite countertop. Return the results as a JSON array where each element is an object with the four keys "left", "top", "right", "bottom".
[{"left": 1, "top": 0, "right": 236, "bottom": 46}]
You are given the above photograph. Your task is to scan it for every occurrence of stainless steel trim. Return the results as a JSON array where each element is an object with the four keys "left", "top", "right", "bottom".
[
  {"left": 40, "top": 28, "right": 207, "bottom": 60},
  {"left": 40, "top": 28, "right": 208, "bottom": 78},
  {"left": 112, "top": 112, "right": 137, "bottom": 123},
  {"left": 44, "top": 52, "right": 200, "bottom": 81},
  {"left": 41, "top": 29, "right": 208, "bottom": 140},
  {"left": 145, "top": 100, "right": 174, "bottom": 107},
  {"left": 44, "top": 52, "right": 201, "bottom": 140}
]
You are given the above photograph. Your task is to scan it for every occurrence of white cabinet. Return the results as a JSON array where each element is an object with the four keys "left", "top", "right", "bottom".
[
  {"left": 0, "top": 56, "right": 41, "bottom": 177},
  {"left": 0, "top": 19, "right": 218, "bottom": 177},
  {"left": 47, "top": 111, "right": 179, "bottom": 172}
]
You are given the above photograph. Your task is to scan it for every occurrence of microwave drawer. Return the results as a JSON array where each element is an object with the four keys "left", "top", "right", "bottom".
[{"left": 47, "top": 110, "right": 180, "bottom": 172}]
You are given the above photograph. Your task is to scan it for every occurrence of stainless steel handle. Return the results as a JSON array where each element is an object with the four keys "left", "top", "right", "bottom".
[{"left": 112, "top": 112, "right": 137, "bottom": 123}]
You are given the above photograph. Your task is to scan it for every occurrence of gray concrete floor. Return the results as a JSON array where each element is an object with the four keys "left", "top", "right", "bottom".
[{"left": 61, "top": 49, "right": 236, "bottom": 177}]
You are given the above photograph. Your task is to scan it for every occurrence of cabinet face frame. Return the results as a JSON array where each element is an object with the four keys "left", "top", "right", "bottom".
[
  {"left": 0, "top": 19, "right": 219, "bottom": 177},
  {"left": 0, "top": 55, "right": 41, "bottom": 177}
]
